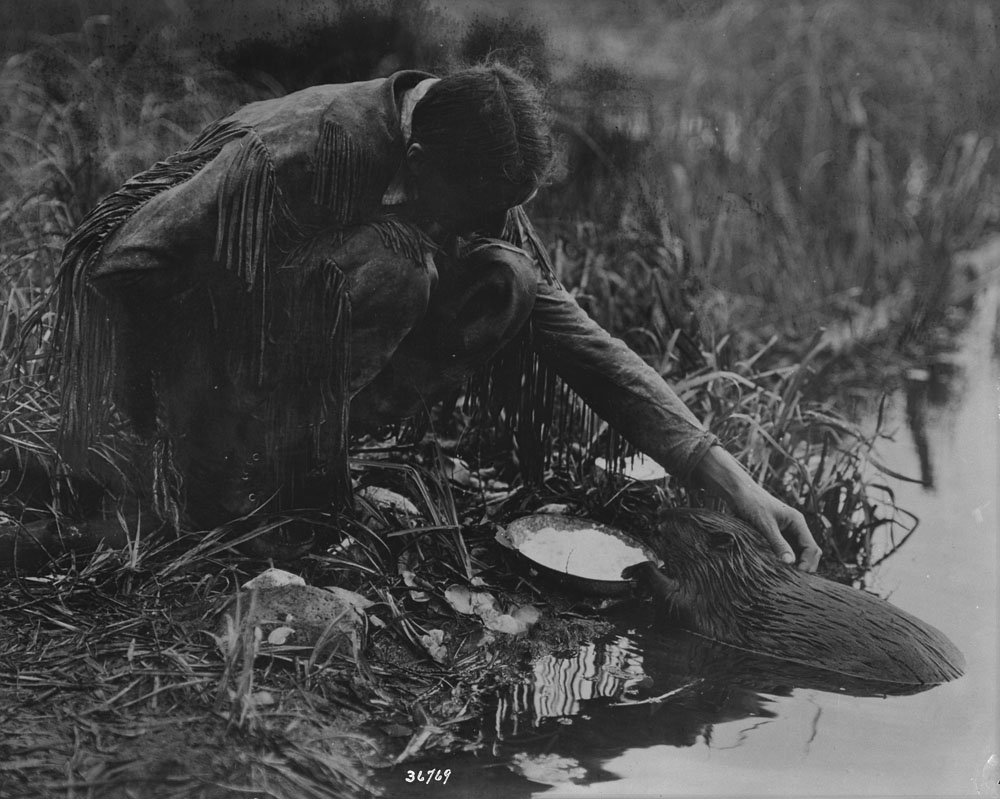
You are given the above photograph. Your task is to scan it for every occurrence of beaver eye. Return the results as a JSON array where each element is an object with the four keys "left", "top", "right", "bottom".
[{"left": 708, "top": 531, "right": 736, "bottom": 550}]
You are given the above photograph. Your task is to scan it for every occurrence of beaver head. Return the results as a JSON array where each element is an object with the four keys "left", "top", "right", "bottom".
[{"left": 628, "top": 508, "right": 792, "bottom": 644}]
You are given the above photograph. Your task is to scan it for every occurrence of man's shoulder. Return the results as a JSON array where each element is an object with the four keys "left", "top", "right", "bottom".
[{"left": 233, "top": 70, "right": 435, "bottom": 119}]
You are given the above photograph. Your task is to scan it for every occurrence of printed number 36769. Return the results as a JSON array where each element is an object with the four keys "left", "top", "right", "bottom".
[{"left": 404, "top": 768, "right": 451, "bottom": 786}]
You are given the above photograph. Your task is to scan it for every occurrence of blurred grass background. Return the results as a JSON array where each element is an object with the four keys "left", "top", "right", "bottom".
[{"left": 4, "top": 0, "right": 996, "bottom": 361}]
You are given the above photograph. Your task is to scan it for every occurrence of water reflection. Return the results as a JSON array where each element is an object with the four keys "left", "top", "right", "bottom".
[
  {"left": 473, "top": 610, "right": 946, "bottom": 792},
  {"left": 902, "top": 358, "right": 967, "bottom": 488},
  {"left": 494, "top": 636, "right": 646, "bottom": 733},
  {"left": 377, "top": 287, "right": 996, "bottom": 797},
  {"left": 904, "top": 370, "right": 936, "bottom": 488},
  {"left": 489, "top": 628, "right": 775, "bottom": 758}
]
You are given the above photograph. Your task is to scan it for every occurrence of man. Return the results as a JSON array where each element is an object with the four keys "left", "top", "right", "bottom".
[{"left": 56, "top": 64, "right": 820, "bottom": 571}]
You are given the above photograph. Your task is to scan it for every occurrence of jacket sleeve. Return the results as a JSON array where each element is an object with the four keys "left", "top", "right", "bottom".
[{"left": 530, "top": 278, "right": 718, "bottom": 481}]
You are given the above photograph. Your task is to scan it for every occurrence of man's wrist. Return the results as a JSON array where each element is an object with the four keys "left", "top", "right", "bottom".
[{"left": 692, "top": 444, "right": 757, "bottom": 504}]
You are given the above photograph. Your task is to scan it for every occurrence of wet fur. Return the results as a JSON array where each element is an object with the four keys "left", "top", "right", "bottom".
[{"left": 642, "top": 509, "right": 965, "bottom": 687}]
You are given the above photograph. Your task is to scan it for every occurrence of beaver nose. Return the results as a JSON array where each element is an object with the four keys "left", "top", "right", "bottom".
[{"left": 624, "top": 561, "right": 681, "bottom": 599}]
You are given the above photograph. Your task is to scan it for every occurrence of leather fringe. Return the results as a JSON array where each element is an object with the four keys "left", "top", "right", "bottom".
[
  {"left": 312, "top": 119, "right": 379, "bottom": 224},
  {"left": 56, "top": 120, "right": 244, "bottom": 467},
  {"left": 151, "top": 436, "right": 182, "bottom": 530},
  {"left": 264, "top": 258, "right": 353, "bottom": 508},
  {"left": 140, "top": 253, "right": 354, "bottom": 526},
  {"left": 283, "top": 216, "right": 433, "bottom": 268},
  {"left": 465, "top": 326, "right": 633, "bottom": 482},
  {"left": 56, "top": 120, "right": 301, "bottom": 471},
  {"left": 213, "top": 126, "right": 301, "bottom": 288},
  {"left": 502, "top": 206, "right": 558, "bottom": 285},
  {"left": 365, "top": 217, "right": 435, "bottom": 265},
  {"left": 467, "top": 212, "right": 633, "bottom": 480}
]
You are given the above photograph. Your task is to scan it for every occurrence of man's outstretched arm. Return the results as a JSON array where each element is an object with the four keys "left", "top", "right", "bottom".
[{"left": 530, "top": 278, "right": 821, "bottom": 572}]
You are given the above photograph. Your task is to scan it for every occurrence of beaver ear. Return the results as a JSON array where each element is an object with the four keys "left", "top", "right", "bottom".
[{"left": 707, "top": 530, "right": 736, "bottom": 551}]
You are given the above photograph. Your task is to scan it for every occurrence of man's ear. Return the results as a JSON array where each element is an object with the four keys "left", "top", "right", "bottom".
[{"left": 405, "top": 142, "right": 427, "bottom": 175}]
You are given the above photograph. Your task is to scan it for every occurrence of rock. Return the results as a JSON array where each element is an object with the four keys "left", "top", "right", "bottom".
[
  {"left": 357, "top": 486, "right": 421, "bottom": 516},
  {"left": 242, "top": 567, "right": 306, "bottom": 590},
  {"left": 214, "top": 584, "right": 370, "bottom": 658}
]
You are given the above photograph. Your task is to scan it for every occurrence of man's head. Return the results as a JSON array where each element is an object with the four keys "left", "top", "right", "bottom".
[{"left": 407, "top": 64, "right": 553, "bottom": 236}]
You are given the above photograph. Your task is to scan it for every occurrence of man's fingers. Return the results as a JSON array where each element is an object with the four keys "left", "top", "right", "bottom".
[
  {"left": 796, "top": 542, "right": 822, "bottom": 573},
  {"left": 730, "top": 488, "right": 822, "bottom": 573},
  {"left": 766, "top": 508, "right": 822, "bottom": 573},
  {"left": 782, "top": 511, "right": 821, "bottom": 573},
  {"left": 759, "top": 516, "right": 796, "bottom": 565}
]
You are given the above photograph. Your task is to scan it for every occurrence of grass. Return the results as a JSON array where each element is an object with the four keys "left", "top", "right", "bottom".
[
  {"left": 1, "top": 1, "right": 996, "bottom": 795},
  {"left": 0, "top": 458, "right": 616, "bottom": 797},
  {"left": 528, "top": 0, "right": 999, "bottom": 359},
  {"left": 0, "top": 532, "right": 376, "bottom": 798}
]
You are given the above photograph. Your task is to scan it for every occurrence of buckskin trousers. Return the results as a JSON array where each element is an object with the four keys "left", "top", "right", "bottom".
[{"left": 91, "top": 222, "right": 536, "bottom": 529}]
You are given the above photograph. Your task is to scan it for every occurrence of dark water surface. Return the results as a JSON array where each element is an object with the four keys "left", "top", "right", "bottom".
[{"left": 379, "top": 289, "right": 999, "bottom": 799}]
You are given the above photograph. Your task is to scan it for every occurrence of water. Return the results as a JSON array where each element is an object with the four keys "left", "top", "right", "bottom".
[{"left": 379, "top": 286, "right": 998, "bottom": 799}]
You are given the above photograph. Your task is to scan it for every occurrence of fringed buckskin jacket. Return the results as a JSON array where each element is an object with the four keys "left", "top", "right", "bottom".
[{"left": 56, "top": 70, "right": 717, "bottom": 524}]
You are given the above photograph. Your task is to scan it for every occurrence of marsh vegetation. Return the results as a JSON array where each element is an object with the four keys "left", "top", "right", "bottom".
[{"left": 1, "top": 2, "right": 997, "bottom": 796}]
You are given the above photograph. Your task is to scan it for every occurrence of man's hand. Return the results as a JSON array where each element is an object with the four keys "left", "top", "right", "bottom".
[
  {"left": 691, "top": 445, "right": 822, "bottom": 572},
  {"left": 727, "top": 483, "right": 821, "bottom": 572}
]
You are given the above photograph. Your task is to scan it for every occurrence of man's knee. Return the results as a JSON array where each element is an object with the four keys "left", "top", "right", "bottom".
[
  {"left": 325, "top": 224, "right": 435, "bottom": 392},
  {"left": 432, "top": 238, "right": 538, "bottom": 358},
  {"left": 345, "top": 239, "right": 539, "bottom": 428}
]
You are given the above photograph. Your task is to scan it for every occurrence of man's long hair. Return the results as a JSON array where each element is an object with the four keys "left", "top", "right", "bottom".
[{"left": 410, "top": 63, "right": 553, "bottom": 200}]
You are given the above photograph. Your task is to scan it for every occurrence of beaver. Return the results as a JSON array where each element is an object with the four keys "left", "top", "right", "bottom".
[{"left": 625, "top": 508, "right": 965, "bottom": 690}]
